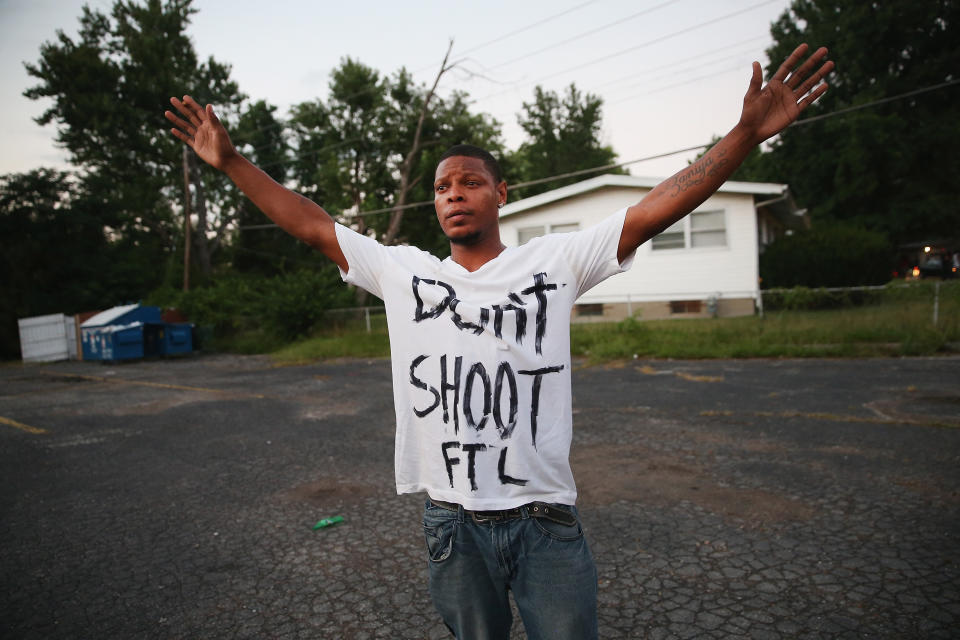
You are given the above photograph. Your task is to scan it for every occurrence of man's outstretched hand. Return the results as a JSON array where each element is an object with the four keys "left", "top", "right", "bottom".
[
  {"left": 165, "top": 96, "right": 238, "bottom": 171},
  {"left": 739, "top": 43, "right": 834, "bottom": 144}
]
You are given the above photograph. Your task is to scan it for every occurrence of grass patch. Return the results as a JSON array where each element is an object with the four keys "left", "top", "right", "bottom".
[
  {"left": 262, "top": 283, "right": 959, "bottom": 363},
  {"left": 198, "top": 328, "right": 288, "bottom": 355},
  {"left": 572, "top": 301, "right": 958, "bottom": 361},
  {"left": 271, "top": 329, "right": 391, "bottom": 364}
]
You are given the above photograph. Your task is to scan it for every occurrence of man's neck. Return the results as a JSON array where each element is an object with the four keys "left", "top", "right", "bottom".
[{"left": 449, "top": 239, "right": 507, "bottom": 273}]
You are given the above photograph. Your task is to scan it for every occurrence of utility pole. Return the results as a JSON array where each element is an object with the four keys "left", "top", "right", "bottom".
[{"left": 181, "top": 145, "right": 192, "bottom": 292}]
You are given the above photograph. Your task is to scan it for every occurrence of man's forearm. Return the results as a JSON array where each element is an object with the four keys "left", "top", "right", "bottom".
[
  {"left": 221, "top": 153, "right": 346, "bottom": 269},
  {"left": 617, "top": 124, "right": 756, "bottom": 259},
  {"left": 661, "top": 125, "right": 754, "bottom": 205}
]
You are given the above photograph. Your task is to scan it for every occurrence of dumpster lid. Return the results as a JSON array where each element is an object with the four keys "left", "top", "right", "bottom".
[
  {"left": 81, "top": 304, "right": 141, "bottom": 328},
  {"left": 103, "top": 321, "right": 144, "bottom": 333}
]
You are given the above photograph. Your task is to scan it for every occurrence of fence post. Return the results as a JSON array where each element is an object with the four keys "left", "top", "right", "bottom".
[
  {"left": 933, "top": 281, "right": 940, "bottom": 326},
  {"left": 365, "top": 307, "right": 371, "bottom": 333}
]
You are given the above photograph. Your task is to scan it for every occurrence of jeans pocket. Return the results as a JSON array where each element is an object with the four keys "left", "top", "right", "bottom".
[{"left": 423, "top": 504, "right": 457, "bottom": 563}]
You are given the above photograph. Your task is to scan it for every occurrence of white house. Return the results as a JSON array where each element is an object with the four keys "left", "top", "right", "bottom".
[{"left": 498, "top": 174, "right": 807, "bottom": 322}]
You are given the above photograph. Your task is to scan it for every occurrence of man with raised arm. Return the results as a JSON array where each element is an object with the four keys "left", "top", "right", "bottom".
[{"left": 166, "top": 44, "right": 832, "bottom": 640}]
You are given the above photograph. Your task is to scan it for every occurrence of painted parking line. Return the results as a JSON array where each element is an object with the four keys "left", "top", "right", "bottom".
[
  {"left": 0, "top": 415, "right": 47, "bottom": 435},
  {"left": 42, "top": 372, "right": 265, "bottom": 399},
  {"left": 638, "top": 365, "right": 725, "bottom": 383}
]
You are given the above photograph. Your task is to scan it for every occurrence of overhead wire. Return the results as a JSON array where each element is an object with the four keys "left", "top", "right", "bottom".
[
  {"left": 441, "top": 0, "right": 602, "bottom": 59},
  {"left": 590, "top": 35, "right": 768, "bottom": 91},
  {"left": 221, "top": 0, "right": 607, "bottom": 145},
  {"left": 236, "top": 76, "right": 960, "bottom": 228},
  {"left": 483, "top": 0, "right": 683, "bottom": 71},
  {"left": 472, "top": 0, "right": 780, "bottom": 103},
  {"left": 608, "top": 62, "right": 751, "bottom": 105},
  {"left": 225, "top": 2, "right": 777, "bottom": 158}
]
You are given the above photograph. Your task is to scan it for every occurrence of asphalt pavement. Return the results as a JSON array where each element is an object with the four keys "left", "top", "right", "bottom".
[{"left": 1, "top": 354, "right": 958, "bottom": 639}]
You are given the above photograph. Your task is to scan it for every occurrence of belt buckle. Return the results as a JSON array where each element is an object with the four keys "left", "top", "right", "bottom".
[{"left": 471, "top": 510, "right": 503, "bottom": 523}]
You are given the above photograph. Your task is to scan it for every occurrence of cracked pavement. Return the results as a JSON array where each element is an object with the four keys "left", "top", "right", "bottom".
[{"left": 1, "top": 354, "right": 958, "bottom": 638}]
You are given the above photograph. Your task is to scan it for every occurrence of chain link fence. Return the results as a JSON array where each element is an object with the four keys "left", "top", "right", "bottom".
[
  {"left": 760, "top": 280, "right": 959, "bottom": 326},
  {"left": 315, "top": 281, "right": 959, "bottom": 334}
]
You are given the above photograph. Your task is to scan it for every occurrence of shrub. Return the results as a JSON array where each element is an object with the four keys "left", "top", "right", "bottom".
[
  {"left": 760, "top": 223, "right": 892, "bottom": 288},
  {"left": 145, "top": 265, "right": 358, "bottom": 344}
]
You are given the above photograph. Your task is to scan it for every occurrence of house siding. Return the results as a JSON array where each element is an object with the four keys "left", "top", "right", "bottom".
[{"left": 499, "top": 185, "right": 761, "bottom": 321}]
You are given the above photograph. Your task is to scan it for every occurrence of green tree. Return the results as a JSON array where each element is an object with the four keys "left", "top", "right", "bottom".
[
  {"left": 759, "top": 223, "right": 892, "bottom": 288},
  {"left": 744, "top": 0, "right": 960, "bottom": 246},
  {"left": 286, "top": 58, "right": 504, "bottom": 257},
  {"left": 228, "top": 99, "right": 319, "bottom": 275},
  {"left": 509, "top": 84, "right": 625, "bottom": 200},
  {"left": 24, "top": 0, "right": 245, "bottom": 285},
  {"left": 376, "top": 71, "right": 505, "bottom": 256},
  {"left": 289, "top": 58, "right": 393, "bottom": 238},
  {"left": 0, "top": 170, "right": 138, "bottom": 357}
]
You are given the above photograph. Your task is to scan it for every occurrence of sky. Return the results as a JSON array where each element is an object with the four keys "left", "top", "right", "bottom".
[{"left": 0, "top": 0, "right": 796, "bottom": 180}]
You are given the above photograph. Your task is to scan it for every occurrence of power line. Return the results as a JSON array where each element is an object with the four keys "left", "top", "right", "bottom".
[
  {"left": 790, "top": 78, "right": 960, "bottom": 125},
  {"left": 230, "top": 1, "right": 607, "bottom": 146},
  {"left": 236, "top": 33, "right": 768, "bottom": 159},
  {"left": 217, "top": 0, "right": 754, "bottom": 149},
  {"left": 607, "top": 62, "right": 749, "bottom": 105},
  {"left": 213, "top": 3, "right": 777, "bottom": 157},
  {"left": 239, "top": 143, "right": 708, "bottom": 228},
  {"left": 484, "top": 0, "right": 683, "bottom": 71},
  {"left": 591, "top": 35, "right": 767, "bottom": 92},
  {"left": 237, "top": 75, "right": 960, "bottom": 229},
  {"left": 453, "top": 0, "right": 603, "bottom": 59},
  {"left": 473, "top": 0, "right": 780, "bottom": 103}
]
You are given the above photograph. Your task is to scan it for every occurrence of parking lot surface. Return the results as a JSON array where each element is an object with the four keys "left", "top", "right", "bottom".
[{"left": 1, "top": 354, "right": 958, "bottom": 639}]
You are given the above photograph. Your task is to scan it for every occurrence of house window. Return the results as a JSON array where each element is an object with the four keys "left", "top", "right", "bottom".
[
  {"left": 670, "top": 300, "right": 702, "bottom": 314},
  {"left": 690, "top": 210, "right": 726, "bottom": 247},
  {"left": 576, "top": 303, "right": 604, "bottom": 317},
  {"left": 651, "top": 219, "right": 685, "bottom": 250},
  {"left": 518, "top": 226, "right": 545, "bottom": 245},
  {"left": 652, "top": 210, "right": 726, "bottom": 250},
  {"left": 518, "top": 222, "right": 581, "bottom": 245}
]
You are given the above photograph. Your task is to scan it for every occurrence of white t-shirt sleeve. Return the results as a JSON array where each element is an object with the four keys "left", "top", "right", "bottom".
[
  {"left": 562, "top": 207, "right": 637, "bottom": 297},
  {"left": 334, "top": 223, "right": 387, "bottom": 299}
]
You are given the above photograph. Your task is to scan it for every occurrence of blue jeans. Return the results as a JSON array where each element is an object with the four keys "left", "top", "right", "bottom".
[{"left": 423, "top": 499, "right": 598, "bottom": 640}]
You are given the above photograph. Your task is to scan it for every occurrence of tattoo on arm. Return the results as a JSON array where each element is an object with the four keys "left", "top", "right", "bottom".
[{"left": 668, "top": 148, "right": 730, "bottom": 197}]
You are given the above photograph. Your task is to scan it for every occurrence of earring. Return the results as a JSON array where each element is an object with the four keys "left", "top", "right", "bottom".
[{"left": 497, "top": 202, "right": 504, "bottom": 208}]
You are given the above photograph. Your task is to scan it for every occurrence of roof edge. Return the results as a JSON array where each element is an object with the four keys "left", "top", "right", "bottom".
[{"left": 500, "top": 173, "right": 787, "bottom": 218}]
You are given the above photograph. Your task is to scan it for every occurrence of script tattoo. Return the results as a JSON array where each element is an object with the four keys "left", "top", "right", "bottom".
[{"left": 668, "top": 148, "right": 730, "bottom": 197}]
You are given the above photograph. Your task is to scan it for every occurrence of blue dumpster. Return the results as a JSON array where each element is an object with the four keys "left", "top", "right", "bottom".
[
  {"left": 80, "top": 304, "right": 192, "bottom": 361},
  {"left": 150, "top": 322, "right": 194, "bottom": 356}
]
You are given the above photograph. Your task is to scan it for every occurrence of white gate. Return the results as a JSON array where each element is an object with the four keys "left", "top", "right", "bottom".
[{"left": 17, "top": 313, "right": 77, "bottom": 363}]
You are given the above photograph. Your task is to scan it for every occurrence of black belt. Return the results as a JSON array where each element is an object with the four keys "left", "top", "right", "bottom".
[{"left": 430, "top": 499, "right": 577, "bottom": 526}]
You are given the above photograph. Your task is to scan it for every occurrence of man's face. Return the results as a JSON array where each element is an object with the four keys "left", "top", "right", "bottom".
[{"left": 434, "top": 156, "right": 507, "bottom": 246}]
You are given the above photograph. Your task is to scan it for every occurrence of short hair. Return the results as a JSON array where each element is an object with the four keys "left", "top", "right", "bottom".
[{"left": 438, "top": 144, "right": 503, "bottom": 184}]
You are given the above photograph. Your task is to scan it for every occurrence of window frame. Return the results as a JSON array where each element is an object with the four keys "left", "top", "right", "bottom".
[
  {"left": 651, "top": 209, "right": 727, "bottom": 251},
  {"left": 517, "top": 222, "right": 581, "bottom": 245}
]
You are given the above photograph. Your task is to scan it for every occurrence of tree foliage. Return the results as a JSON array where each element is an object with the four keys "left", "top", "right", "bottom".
[
  {"left": 746, "top": 0, "right": 960, "bottom": 245},
  {"left": 0, "top": 170, "right": 153, "bottom": 357},
  {"left": 23, "top": 0, "right": 245, "bottom": 283},
  {"left": 287, "top": 59, "right": 504, "bottom": 257},
  {"left": 509, "top": 84, "right": 625, "bottom": 199},
  {"left": 228, "top": 99, "right": 315, "bottom": 276},
  {"left": 759, "top": 223, "right": 892, "bottom": 288}
]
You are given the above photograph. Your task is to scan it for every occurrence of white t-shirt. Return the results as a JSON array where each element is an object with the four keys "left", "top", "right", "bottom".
[{"left": 335, "top": 208, "right": 635, "bottom": 510}]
